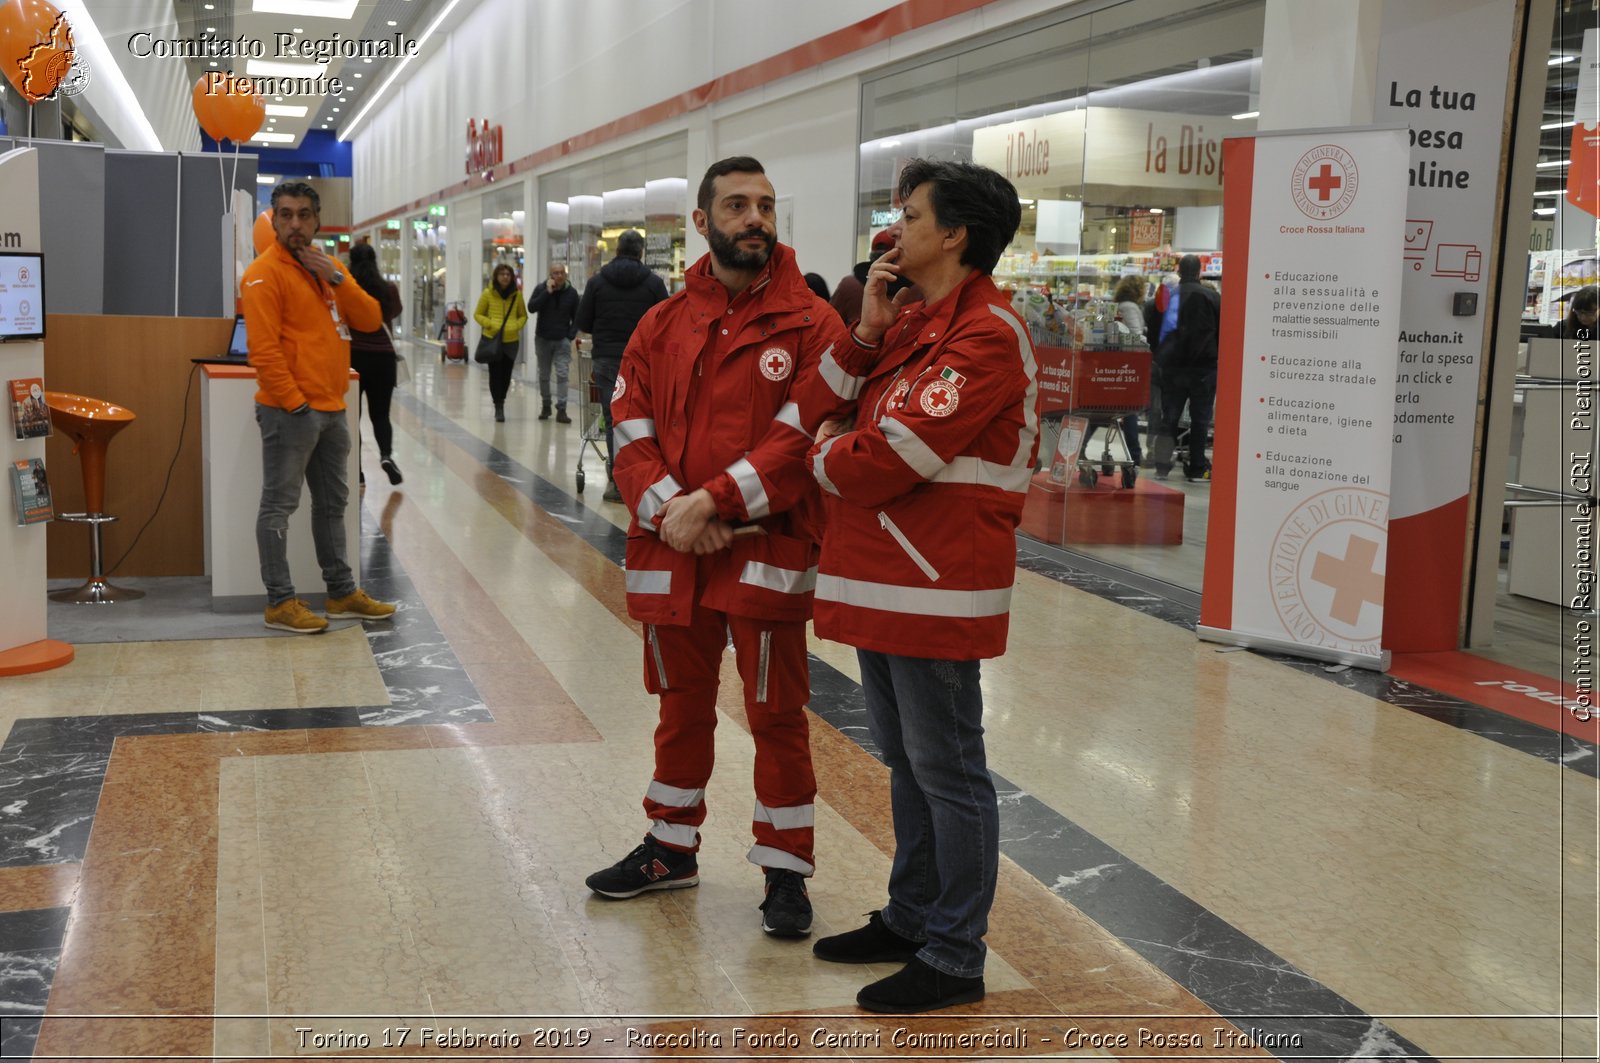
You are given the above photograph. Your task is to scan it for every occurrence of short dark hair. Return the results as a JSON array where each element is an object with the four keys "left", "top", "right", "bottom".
[
  {"left": 1178, "top": 254, "right": 1202, "bottom": 281},
  {"left": 697, "top": 155, "right": 765, "bottom": 212},
  {"left": 270, "top": 180, "right": 320, "bottom": 214},
  {"left": 617, "top": 229, "right": 645, "bottom": 258},
  {"left": 895, "top": 159, "right": 1019, "bottom": 275},
  {"left": 1572, "top": 285, "right": 1599, "bottom": 315}
]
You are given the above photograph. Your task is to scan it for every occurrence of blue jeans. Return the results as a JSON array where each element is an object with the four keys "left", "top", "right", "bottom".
[
  {"left": 533, "top": 336, "right": 571, "bottom": 404},
  {"left": 858, "top": 650, "right": 997, "bottom": 978},
  {"left": 255, "top": 404, "right": 355, "bottom": 606}
]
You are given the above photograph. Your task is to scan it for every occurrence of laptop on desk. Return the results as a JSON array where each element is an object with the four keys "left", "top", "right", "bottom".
[{"left": 191, "top": 315, "right": 250, "bottom": 366}]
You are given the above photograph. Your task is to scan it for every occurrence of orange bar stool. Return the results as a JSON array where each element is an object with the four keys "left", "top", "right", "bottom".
[{"left": 44, "top": 391, "right": 144, "bottom": 604}]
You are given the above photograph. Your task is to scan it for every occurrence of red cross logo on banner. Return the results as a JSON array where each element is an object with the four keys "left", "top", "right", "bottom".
[
  {"left": 1307, "top": 163, "right": 1342, "bottom": 202},
  {"left": 1291, "top": 144, "right": 1359, "bottom": 220},
  {"left": 1310, "top": 535, "right": 1386, "bottom": 626},
  {"left": 759, "top": 347, "right": 793, "bottom": 381}
]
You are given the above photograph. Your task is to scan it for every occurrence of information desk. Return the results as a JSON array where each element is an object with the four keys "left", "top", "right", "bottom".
[{"left": 200, "top": 364, "right": 360, "bottom": 608}]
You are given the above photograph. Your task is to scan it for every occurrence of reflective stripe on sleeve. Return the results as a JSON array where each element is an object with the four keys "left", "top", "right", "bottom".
[
  {"left": 818, "top": 343, "right": 865, "bottom": 400},
  {"left": 879, "top": 416, "right": 946, "bottom": 479},
  {"left": 624, "top": 568, "right": 672, "bottom": 595},
  {"left": 986, "top": 303, "right": 1041, "bottom": 467},
  {"left": 773, "top": 401, "right": 806, "bottom": 437},
  {"left": 740, "top": 561, "right": 818, "bottom": 595},
  {"left": 727, "top": 457, "right": 771, "bottom": 521},
  {"left": 815, "top": 573, "right": 1013, "bottom": 618},
  {"left": 646, "top": 780, "right": 706, "bottom": 808},
  {"left": 932, "top": 456, "right": 1035, "bottom": 494},
  {"left": 637, "top": 474, "right": 683, "bottom": 526},
  {"left": 813, "top": 435, "right": 842, "bottom": 497},
  {"left": 612, "top": 418, "right": 657, "bottom": 450},
  {"left": 753, "top": 801, "right": 816, "bottom": 830}
]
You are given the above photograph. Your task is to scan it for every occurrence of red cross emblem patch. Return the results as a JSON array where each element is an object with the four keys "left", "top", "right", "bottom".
[
  {"left": 759, "top": 347, "right": 793, "bottom": 381},
  {"left": 612, "top": 376, "right": 627, "bottom": 402},
  {"left": 920, "top": 379, "right": 959, "bottom": 416}
]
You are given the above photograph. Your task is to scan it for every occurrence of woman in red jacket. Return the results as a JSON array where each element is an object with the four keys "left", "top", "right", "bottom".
[{"left": 808, "top": 159, "right": 1035, "bottom": 1014}]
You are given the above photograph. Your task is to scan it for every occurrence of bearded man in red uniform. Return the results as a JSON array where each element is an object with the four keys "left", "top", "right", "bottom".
[
  {"left": 585, "top": 157, "right": 854, "bottom": 939},
  {"left": 807, "top": 159, "right": 1036, "bottom": 1012}
]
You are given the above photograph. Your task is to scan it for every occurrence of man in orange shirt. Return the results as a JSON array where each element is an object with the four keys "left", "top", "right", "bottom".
[{"left": 242, "top": 181, "right": 396, "bottom": 634}]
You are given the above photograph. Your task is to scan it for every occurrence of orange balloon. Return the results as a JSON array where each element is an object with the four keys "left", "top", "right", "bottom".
[
  {"left": 191, "top": 72, "right": 233, "bottom": 142},
  {"left": 0, "top": 0, "right": 73, "bottom": 104},
  {"left": 252, "top": 209, "right": 274, "bottom": 255},
  {"left": 221, "top": 78, "right": 265, "bottom": 142}
]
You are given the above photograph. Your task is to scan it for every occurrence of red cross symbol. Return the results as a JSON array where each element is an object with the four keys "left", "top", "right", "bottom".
[
  {"left": 765, "top": 352, "right": 787, "bottom": 376},
  {"left": 926, "top": 387, "right": 951, "bottom": 410},
  {"left": 1307, "top": 162, "right": 1343, "bottom": 202},
  {"left": 1310, "top": 534, "right": 1384, "bottom": 626}
]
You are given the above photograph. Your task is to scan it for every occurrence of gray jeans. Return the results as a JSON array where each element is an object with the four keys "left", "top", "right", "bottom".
[
  {"left": 533, "top": 336, "right": 571, "bottom": 404},
  {"left": 255, "top": 403, "right": 355, "bottom": 605}
]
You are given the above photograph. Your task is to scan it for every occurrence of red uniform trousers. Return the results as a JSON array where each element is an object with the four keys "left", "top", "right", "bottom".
[{"left": 640, "top": 569, "right": 816, "bottom": 875}]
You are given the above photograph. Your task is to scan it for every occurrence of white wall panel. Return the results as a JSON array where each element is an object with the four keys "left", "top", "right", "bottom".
[
  {"left": 711, "top": 77, "right": 860, "bottom": 287},
  {"left": 79, "top": 0, "right": 198, "bottom": 151}
]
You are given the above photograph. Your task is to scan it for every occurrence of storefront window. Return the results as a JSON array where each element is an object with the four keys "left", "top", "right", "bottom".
[
  {"left": 480, "top": 186, "right": 525, "bottom": 288},
  {"left": 408, "top": 206, "right": 446, "bottom": 340},
  {"left": 539, "top": 134, "right": 688, "bottom": 295},
  {"left": 856, "top": 0, "right": 1265, "bottom": 592}
]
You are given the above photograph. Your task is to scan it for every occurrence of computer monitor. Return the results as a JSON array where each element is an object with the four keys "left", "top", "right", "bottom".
[{"left": 227, "top": 315, "right": 249, "bottom": 357}]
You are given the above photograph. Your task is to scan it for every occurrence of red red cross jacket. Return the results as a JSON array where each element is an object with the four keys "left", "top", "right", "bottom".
[
  {"left": 612, "top": 244, "right": 854, "bottom": 625},
  {"left": 809, "top": 271, "right": 1039, "bottom": 660}
]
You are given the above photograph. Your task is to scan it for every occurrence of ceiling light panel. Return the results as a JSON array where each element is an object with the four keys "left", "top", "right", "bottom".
[{"left": 252, "top": 0, "right": 362, "bottom": 19}]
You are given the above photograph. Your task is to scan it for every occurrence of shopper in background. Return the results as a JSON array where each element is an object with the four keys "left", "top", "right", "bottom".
[
  {"left": 585, "top": 156, "right": 852, "bottom": 941},
  {"left": 346, "top": 242, "right": 404, "bottom": 486},
  {"left": 526, "top": 261, "right": 581, "bottom": 423},
  {"left": 807, "top": 158, "right": 1034, "bottom": 1014},
  {"left": 1110, "top": 273, "right": 1147, "bottom": 468},
  {"left": 1558, "top": 285, "right": 1598, "bottom": 340},
  {"left": 804, "top": 272, "right": 832, "bottom": 304},
  {"left": 575, "top": 228, "right": 668, "bottom": 502},
  {"left": 473, "top": 264, "right": 529, "bottom": 423},
  {"left": 1150, "top": 254, "right": 1220, "bottom": 482},
  {"left": 830, "top": 227, "right": 897, "bottom": 324},
  {"left": 242, "top": 180, "right": 396, "bottom": 634}
]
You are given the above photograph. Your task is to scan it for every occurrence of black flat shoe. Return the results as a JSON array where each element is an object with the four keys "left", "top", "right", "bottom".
[{"left": 856, "top": 957, "right": 984, "bottom": 1014}]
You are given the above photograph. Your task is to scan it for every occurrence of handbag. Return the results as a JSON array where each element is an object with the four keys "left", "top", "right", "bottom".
[{"left": 474, "top": 300, "right": 511, "bottom": 364}]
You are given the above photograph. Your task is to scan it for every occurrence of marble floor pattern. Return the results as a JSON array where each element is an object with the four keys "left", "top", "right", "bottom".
[{"left": 0, "top": 351, "right": 1591, "bottom": 1062}]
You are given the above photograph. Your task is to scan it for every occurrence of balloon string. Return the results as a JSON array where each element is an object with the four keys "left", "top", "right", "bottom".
[{"left": 229, "top": 140, "right": 239, "bottom": 201}]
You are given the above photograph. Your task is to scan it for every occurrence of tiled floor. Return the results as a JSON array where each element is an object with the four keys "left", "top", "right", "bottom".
[{"left": 0, "top": 349, "right": 1592, "bottom": 1062}]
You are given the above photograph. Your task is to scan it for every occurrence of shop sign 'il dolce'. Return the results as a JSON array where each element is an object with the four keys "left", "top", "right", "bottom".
[
  {"left": 972, "top": 108, "right": 1228, "bottom": 197},
  {"left": 466, "top": 119, "right": 503, "bottom": 177}
]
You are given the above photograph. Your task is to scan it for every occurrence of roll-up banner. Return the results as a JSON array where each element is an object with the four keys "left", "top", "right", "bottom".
[
  {"left": 1199, "top": 129, "right": 1410, "bottom": 670},
  {"left": 1374, "top": 0, "right": 1518, "bottom": 651}
]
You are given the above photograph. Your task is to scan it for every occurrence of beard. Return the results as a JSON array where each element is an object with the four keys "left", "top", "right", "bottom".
[{"left": 707, "top": 225, "right": 774, "bottom": 272}]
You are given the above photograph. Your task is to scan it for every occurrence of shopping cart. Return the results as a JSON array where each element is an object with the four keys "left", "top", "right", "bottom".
[
  {"left": 1031, "top": 324, "right": 1151, "bottom": 489},
  {"left": 574, "top": 347, "right": 609, "bottom": 493}
]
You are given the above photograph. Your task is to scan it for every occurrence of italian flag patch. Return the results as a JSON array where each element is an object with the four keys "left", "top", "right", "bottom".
[{"left": 939, "top": 366, "right": 967, "bottom": 388}]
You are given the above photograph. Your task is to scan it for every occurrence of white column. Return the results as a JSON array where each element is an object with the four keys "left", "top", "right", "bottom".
[{"left": 1257, "top": 0, "right": 1386, "bottom": 132}]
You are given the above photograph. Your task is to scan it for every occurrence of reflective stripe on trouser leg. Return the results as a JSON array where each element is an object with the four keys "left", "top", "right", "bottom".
[
  {"left": 642, "top": 600, "right": 732, "bottom": 853},
  {"left": 730, "top": 616, "right": 815, "bottom": 873}
]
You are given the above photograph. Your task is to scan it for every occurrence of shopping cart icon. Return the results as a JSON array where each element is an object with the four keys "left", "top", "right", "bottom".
[{"left": 1403, "top": 219, "right": 1433, "bottom": 272}]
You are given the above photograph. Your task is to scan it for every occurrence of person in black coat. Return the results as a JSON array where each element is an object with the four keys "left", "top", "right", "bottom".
[
  {"left": 526, "top": 262, "right": 581, "bottom": 422},
  {"left": 575, "top": 229, "right": 669, "bottom": 500},
  {"left": 1150, "top": 254, "right": 1221, "bottom": 482}
]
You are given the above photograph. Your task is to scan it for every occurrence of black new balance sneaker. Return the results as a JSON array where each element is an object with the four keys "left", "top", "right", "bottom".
[
  {"left": 585, "top": 836, "right": 699, "bottom": 899},
  {"left": 759, "top": 868, "right": 812, "bottom": 937}
]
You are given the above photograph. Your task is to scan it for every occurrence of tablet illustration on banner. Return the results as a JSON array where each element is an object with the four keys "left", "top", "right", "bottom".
[{"left": 1433, "top": 243, "right": 1482, "bottom": 282}]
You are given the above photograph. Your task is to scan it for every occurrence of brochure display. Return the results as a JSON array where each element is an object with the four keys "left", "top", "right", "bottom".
[
  {"left": 1198, "top": 128, "right": 1410, "bottom": 671},
  {"left": 9, "top": 377, "right": 49, "bottom": 439},
  {"left": 9, "top": 457, "right": 51, "bottom": 525},
  {"left": 0, "top": 146, "right": 73, "bottom": 674}
]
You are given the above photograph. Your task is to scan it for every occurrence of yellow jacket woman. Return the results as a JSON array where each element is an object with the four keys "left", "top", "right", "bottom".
[{"left": 474, "top": 264, "right": 530, "bottom": 421}]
